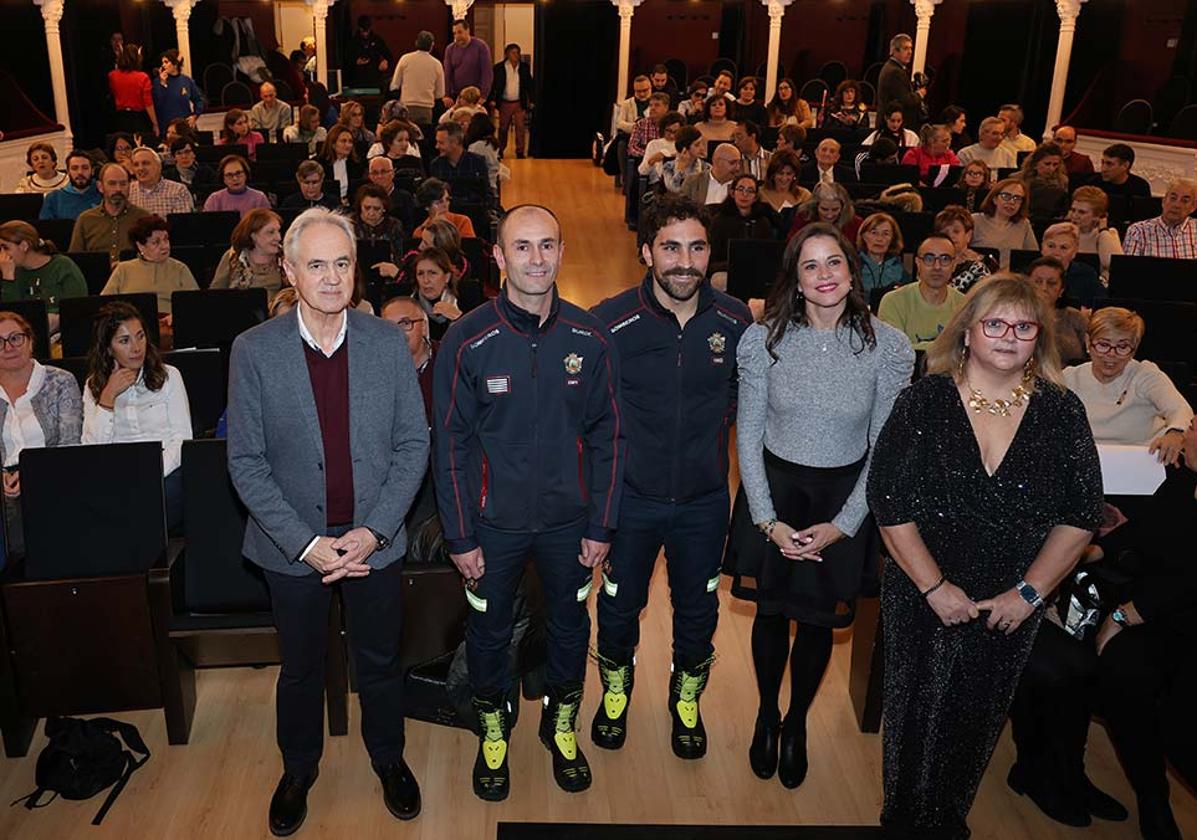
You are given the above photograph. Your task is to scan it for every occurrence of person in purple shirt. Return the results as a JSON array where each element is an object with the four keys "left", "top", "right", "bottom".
[
  {"left": 203, "top": 155, "right": 272, "bottom": 218},
  {"left": 442, "top": 20, "right": 492, "bottom": 108}
]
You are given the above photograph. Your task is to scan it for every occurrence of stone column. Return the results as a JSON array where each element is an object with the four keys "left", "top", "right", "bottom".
[
  {"left": 163, "top": 0, "right": 196, "bottom": 74},
  {"left": 762, "top": 0, "right": 793, "bottom": 103},
  {"left": 1044, "top": 0, "right": 1087, "bottom": 135},
  {"left": 910, "top": 0, "right": 942, "bottom": 78},
  {"left": 306, "top": 0, "right": 337, "bottom": 90},
  {"left": 612, "top": 0, "right": 642, "bottom": 102},
  {"left": 34, "top": 0, "right": 73, "bottom": 148}
]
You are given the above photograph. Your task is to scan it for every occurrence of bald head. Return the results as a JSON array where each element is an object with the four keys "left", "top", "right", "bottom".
[
  {"left": 710, "top": 143, "right": 742, "bottom": 182},
  {"left": 496, "top": 204, "right": 562, "bottom": 249},
  {"left": 815, "top": 138, "right": 841, "bottom": 168},
  {"left": 259, "top": 81, "right": 277, "bottom": 104}
]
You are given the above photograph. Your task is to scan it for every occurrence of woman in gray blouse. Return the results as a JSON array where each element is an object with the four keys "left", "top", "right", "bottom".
[
  {"left": 0, "top": 310, "right": 83, "bottom": 559},
  {"left": 723, "top": 222, "right": 914, "bottom": 789}
]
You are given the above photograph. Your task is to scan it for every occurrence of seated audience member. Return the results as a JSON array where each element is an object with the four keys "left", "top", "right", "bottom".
[
  {"left": 159, "top": 118, "right": 199, "bottom": 161},
  {"left": 439, "top": 86, "right": 487, "bottom": 129},
  {"left": 396, "top": 218, "right": 469, "bottom": 288},
  {"left": 766, "top": 78, "right": 814, "bottom": 129},
  {"left": 901, "top": 123, "right": 960, "bottom": 185},
  {"left": 1064, "top": 307, "right": 1193, "bottom": 450},
  {"left": 367, "top": 156, "right": 418, "bottom": 232},
  {"left": 1041, "top": 221, "right": 1107, "bottom": 308},
  {"left": 732, "top": 77, "right": 767, "bottom": 127},
  {"left": 788, "top": 182, "right": 863, "bottom": 242},
  {"left": 69, "top": 163, "right": 152, "bottom": 263},
  {"left": 248, "top": 82, "right": 294, "bottom": 142},
  {"left": 1052, "top": 125, "right": 1093, "bottom": 175},
  {"left": 209, "top": 208, "right": 284, "bottom": 300},
  {"left": 1019, "top": 143, "right": 1069, "bottom": 220},
  {"left": 706, "top": 70, "right": 736, "bottom": 103},
  {"left": 0, "top": 310, "right": 82, "bottom": 555},
  {"left": 857, "top": 212, "right": 909, "bottom": 294},
  {"left": 152, "top": 49, "right": 203, "bottom": 129},
  {"left": 971, "top": 177, "right": 1038, "bottom": 268},
  {"left": 935, "top": 205, "right": 997, "bottom": 293},
  {"left": 855, "top": 137, "right": 900, "bottom": 178},
  {"left": 318, "top": 125, "right": 366, "bottom": 204},
  {"left": 218, "top": 109, "right": 266, "bottom": 161},
  {"left": 1090, "top": 143, "right": 1152, "bottom": 199},
  {"left": 733, "top": 121, "right": 771, "bottom": 180},
  {"left": 202, "top": 155, "right": 271, "bottom": 217},
  {"left": 679, "top": 142, "right": 740, "bottom": 205},
  {"left": 464, "top": 113, "right": 504, "bottom": 195},
  {"left": 1070, "top": 185, "right": 1123, "bottom": 281},
  {"left": 707, "top": 174, "right": 779, "bottom": 282},
  {"left": 862, "top": 103, "right": 921, "bottom": 150},
  {"left": 1123, "top": 178, "right": 1197, "bottom": 259},
  {"left": 337, "top": 99, "right": 377, "bottom": 154},
  {"left": 615, "top": 76, "right": 654, "bottom": 184},
  {"left": 1026, "top": 256, "right": 1088, "bottom": 365},
  {"left": 305, "top": 80, "right": 339, "bottom": 128},
  {"left": 39, "top": 150, "right": 101, "bottom": 221},
  {"left": 108, "top": 133, "right": 137, "bottom": 176},
  {"left": 951, "top": 160, "right": 991, "bottom": 213},
  {"left": 101, "top": 214, "right": 199, "bottom": 317},
  {"left": 408, "top": 246, "right": 482, "bottom": 340},
  {"left": 128, "top": 146, "right": 194, "bottom": 216},
  {"left": 638, "top": 112, "right": 686, "bottom": 186},
  {"left": 0, "top": 222, "right": 87, "bottom": 331},
  {"left": 82, "top": 301, "right": 191, "bottom": 531},
  {"left": 758, "top": 149, "right": 810, "bottom": 212},
  {"left": 877, "top": 232, "right": 965, "bottom": 350},
  {"left": 774, "top": 124, "right": 808, "bottom": 157},
  {"left": 353, "top": 183, "right": 406, "bottom": 255},
  {"left": 998, "top": 103, "right": 1036, "bottom": 155},
  {"left": 822, "top": 80, "right": 868, "bottom": 129},
  {"left": 956, "top": 116, "right": 1018, "bottom": 170},
  {"left": 430, "top": 121, "right": 494, "bottom": 207},
  {"left": 413, "top": 178, "right": 476, "bottom": 239},
  {"left": 367, "top": 120, "right": 425, "bottom": 176},
  {"left": 379, "top": 295, "right": 435, "bottom": 420},
  {"left": 280, "top": 160, "right": 340, "bottom": 210},
  {"left": 161, "top": 139, "right": 216, "bottom": 195},
  {"left": 939, "top": 105, "right": 971, "bottom": 151},
  {"left": 268, "top": 286, "right": 298, "bottom": 319},
  {"left": 630, "top": 93, "right": 671, "bottom": 159},
  {"left": 679, "top": 81, "right": 709, "bottom": 123},
  {"left": 282, "top": 104, "right": 328, "bottom": 156},
  {"left": 14, "top": 143, "right": 67, "bottom": 194},
  {"left": 649, "top": 64, "right": 680, "bottom": 107},
  {"left": 695, "top": 95, "right": 738, "bottom": 144},
  {"left": 661, "top": 127, "right": 710, "bottom": 194},
  {"left": 802, "top": 138, "right": 856, "bottom": 185}
]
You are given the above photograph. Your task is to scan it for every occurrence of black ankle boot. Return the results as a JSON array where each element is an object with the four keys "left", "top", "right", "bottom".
[
  {"left": 668, "top": 656, "right": 713, "bottom": 760},
  {"left": 471, "top": 695, "right": 512, "bottom": 802},
  {"left": 268, "top": 769, "right": 317, "bottom": 837},
  {"left": 1006, "top": 762, "right": 1090, "bottom": 827},
  {"left": 540, "top": 685, "right": 591, "bottom": 793},
  {"left": 749, "top": 715, "right": 780, "bottom": 780},
  {"left": 1081, "top": 775, "right": 1127, "bottom": 821},
  {"left": 1137, "top": 792, "right": 1181, "bottom": 840},
  {"left": 590, "top": 651, "right": 634, "bottom": 750},
  {"left": 777, "top": 714, "right": 808, "bottom": 789}
]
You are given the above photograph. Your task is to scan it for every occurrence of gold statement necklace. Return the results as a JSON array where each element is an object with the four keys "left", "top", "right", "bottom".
[{"left": 967, "top": 371, "right": 1034, "bottom": 417}]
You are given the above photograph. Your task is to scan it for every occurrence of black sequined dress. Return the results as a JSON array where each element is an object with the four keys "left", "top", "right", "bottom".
[{"left": 866, "top": 375, "right": 1102, "bottom": 840}]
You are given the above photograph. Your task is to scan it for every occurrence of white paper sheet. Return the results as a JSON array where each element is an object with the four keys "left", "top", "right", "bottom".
[{"left": 1096, "top": 444, "right": 1167, "bottom": 496}]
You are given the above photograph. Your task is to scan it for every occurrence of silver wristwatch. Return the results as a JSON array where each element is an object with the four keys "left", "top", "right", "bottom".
[{"left": 1015, "top": 579, "right": 1043, "bottom": 608}]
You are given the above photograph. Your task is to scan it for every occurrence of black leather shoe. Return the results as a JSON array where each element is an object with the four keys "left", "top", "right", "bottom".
[
  {"left": 1006, "top": 763, "right": 1089, "bottom": 827},
  {"left": 777, "top": 716, "right": 808, "bottom": 789},
  {"left": 377, "top": 760, "right": 421, "bottom": 821},
  {"left": 748, "top": 716, "right": 779, "bottom": 780},
  {"left": 269, "top": 770, "right": 317, "bottom": 837},
  {"left": 1137, "top": 793, "right": 1182, "bottom": 840},
  {"left": 1081, "top": 776, "right": 1127, "bottom": 821}
]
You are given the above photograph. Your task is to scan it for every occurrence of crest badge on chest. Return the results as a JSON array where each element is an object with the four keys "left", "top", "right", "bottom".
[
  {"left": 708, "top": 332, "right": 726, "bottom": 354},
  {"left": 563, "top": 352, "right": 584, "bottom": 375}
]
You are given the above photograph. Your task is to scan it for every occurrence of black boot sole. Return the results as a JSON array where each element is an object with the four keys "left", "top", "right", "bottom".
[
  {"left": 539, "top": 733, "right": 592, "bottom": 793},
  {"left": 269, "top": 806, "right": 306, "bottom": 838}
]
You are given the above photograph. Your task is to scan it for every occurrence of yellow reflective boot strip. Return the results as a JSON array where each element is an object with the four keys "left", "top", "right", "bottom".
[
  {"left": 706, "top": 575, "right": 720, "bottom": 593},
  {"left": 576, "top": 579, "right": 593, "bottom": 602},
  {"left": 466, "top": 589, "right": 487, "bottom": 612},
  {"left": 602, "top": 571, "right": 618, "bottom": 597}
]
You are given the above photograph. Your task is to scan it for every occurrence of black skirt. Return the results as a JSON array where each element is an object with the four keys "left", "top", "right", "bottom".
[{"left": 722, "top": 449, "right": 878, "bottom": 627}]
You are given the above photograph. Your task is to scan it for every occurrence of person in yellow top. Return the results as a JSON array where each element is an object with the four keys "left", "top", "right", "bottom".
[
  {"left": 878, "top": 233, "right": 966, "bottom": 351},
  {"left": 101, "top": 214, "right": 198, "bottom": 318}
]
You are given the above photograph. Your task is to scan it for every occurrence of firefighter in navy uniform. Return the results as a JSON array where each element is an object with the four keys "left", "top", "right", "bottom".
[
  {"left": 432, "top": 205, "right": 624, "bottom": 802},
  {"left": 589, "top": 194, "right": 752, "bottom": 759}
]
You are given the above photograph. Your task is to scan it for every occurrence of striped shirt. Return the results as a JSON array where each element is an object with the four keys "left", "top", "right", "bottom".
[{"left": 1123, "top": 216, "right": 1197, "bottom": 260}]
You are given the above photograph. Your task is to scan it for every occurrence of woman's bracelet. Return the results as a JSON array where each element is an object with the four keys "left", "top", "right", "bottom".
[
  {"left": 921, "top": 575, "right": 947, "bottom": 598},
  {"left": 758, "top": 519, "right": 777, "bottom": 538}
]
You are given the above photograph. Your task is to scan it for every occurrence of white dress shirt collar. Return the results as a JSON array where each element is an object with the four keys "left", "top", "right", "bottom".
[{"left": 297, "top": 305, "right": 348, "bottom": 358}]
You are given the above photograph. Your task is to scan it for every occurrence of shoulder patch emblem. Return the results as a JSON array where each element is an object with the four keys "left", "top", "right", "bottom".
[
  {"left": 708, "top": 332, "right": 726, "bottom": 353},
  {"left": 563, "top": 352, "right": 584, "bottom": 375}
]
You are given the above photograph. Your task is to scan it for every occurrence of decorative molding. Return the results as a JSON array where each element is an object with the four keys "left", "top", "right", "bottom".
[
  {"left": 163, "top": 0, "right": 195, "bottom": 23},
  {"left": 1075, "top": 134, "right": 1197, "bottom": 198},
  {"left": 1055, "top": 0, "right": 1087, "bottom": 21},
  {"left": 912, "top": 0, "right": 942, "bottom": 19},
  {"left": 34, "top": 0, "right": 64, "bottom": 29},
  {"left": 447, "top": 0, "right": 474, "bottom": 21}
]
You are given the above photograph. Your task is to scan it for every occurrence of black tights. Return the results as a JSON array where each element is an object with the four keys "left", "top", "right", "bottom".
[{"left": 751, "top": 612, "right": 833, "bottom": 728}]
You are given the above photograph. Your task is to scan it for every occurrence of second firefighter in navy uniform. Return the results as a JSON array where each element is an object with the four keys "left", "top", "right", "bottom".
[
  {"left": 590, "top": 194, "right": 752, "bottom": 758},
  {"left": 432, "top": 205, "right": 625, "bottom": 802}
]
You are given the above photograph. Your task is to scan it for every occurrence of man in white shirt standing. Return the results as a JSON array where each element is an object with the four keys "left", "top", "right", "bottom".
[
  {"left": 390, "top": 31, "right": 446, "bottom": 128},
  {"left": 487, "top": 43, "right": 534, "bottom": 160}
]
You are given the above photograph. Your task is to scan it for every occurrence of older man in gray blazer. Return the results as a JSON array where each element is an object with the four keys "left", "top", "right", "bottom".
[
  {"left": 227, "top": 208, "right": 429, "bottom": 836},
  {"left": 679, "top": 142, "right": 742, "bottom": 205}
]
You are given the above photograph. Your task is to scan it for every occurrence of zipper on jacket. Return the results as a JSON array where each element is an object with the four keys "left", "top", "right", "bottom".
[
  {"left": 576, "top": 436, "right": 588, "bottom": 502},
  {"left": 670, "top": 328, "right": 684, "bottom": 501},
  {"left": 530, "top": 336, "right": 541, "bottom": 531},
  {"left": 479, "top": 452, "right": 490, "bottom": 511}
]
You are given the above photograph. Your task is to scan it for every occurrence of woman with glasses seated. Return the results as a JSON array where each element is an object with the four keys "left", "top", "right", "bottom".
[
  {"left": 82, "top": 301, "right": 192, "bottom": 532},
  {"left": 202, "top": 155, "right": 271, "bottom": 217},
  {"left": 971, "top": 178, "right": 1038, "bottom": 269},
  {"left": 708, "top": 174, "right": 780, "bottom": 290},
  {"left": 101, "top": 214, "right": 199, "bottom": 323},
  {"left": 0, "top": 311, "right": 82, "bottom": 559}
]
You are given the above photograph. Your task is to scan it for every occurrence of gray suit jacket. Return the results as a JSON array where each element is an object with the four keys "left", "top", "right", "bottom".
[
  {"left": 679, "top": 170, "right": 712, "bottom": 205},
  {"left": 227, "top": 308, "right": 429, "bottom": 576}
]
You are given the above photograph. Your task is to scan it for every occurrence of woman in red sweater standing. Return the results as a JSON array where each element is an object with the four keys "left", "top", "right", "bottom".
[{"left": 109, "top": 43, "right": 159, "bottom": 139}]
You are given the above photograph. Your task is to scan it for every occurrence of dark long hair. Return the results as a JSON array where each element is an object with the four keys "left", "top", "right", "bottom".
[
  {"left": 86, "top": 302, "right": 166, "bottom": 400},
  {"left": 763, "top": 222, "right": 876, "bottom": 361}
]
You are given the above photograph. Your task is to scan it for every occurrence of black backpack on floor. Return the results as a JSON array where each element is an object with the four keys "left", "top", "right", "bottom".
[{"left": 12, "top": 716, "right": 150, "bottom": 825}]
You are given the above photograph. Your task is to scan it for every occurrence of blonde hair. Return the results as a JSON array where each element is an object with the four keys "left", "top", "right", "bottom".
[
  {"left": 925, "top": 273, "right": 1064, "bottom": 389},
  {"left": 800, "top": 182, "right": 854, "bottom": 228},
  {"left": 1042, "top": 221, "right": 1080, "bottom": 246},
  {"left": 1087, "top": 306, "right": 1145, "bottom": 345}
]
